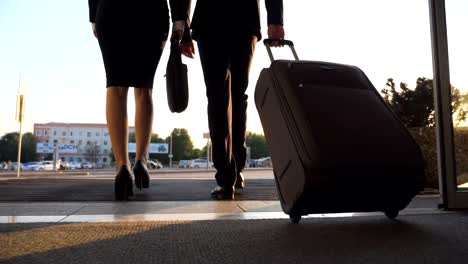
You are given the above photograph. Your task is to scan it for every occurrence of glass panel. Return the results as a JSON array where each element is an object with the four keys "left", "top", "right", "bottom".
[{"left": 446, "top": 0, "right": 468, "bottom": 190}]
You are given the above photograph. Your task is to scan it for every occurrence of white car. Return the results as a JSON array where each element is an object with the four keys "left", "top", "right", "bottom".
[
  {"left": 148, "top": 160, "right": 163, "bottom": 169},
  {"left": 11, "top": 162, "right": 30, "bottom": 171},
  {"left": 69, "top": 162, "right": 82, "bottom": 170},
  {"left": 28, "top": 160, "right": 57, "bottom": 171},
  {"left": 81, "top": 162, "right": 94, "bottom": 169},
  {"left": 188, "top": 159, "right": 213, "bottom": 168},
  {"left": 178, "top": 160, "right": 191, "bottom": 168}
]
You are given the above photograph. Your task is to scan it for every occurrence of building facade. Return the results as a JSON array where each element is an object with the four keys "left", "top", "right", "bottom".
[{"left": 33, "top": 123, "right": 135, "bottom": 166}]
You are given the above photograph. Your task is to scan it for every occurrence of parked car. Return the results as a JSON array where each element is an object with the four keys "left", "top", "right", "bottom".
[
  {"left": 178, "top": 160, "right": 191, "bottom": 168},
  {"left": 148, "top": 160, "right": 163, "bottom": 169},
  {"left": 11, "top": 162, "right": 30, "bottom": 171},
  {"left": 81, "top": 162, "right": 94, "bottom": 169},
  {"left": 69, "top": 162, "right": 82, "bottom": 170},
  {"left": 28, "top": 160, "right": 58, "bottom": 171},
  {"left": 188, "top": 159, "right": 212, "bottom": 168},
  {"left": 248, "top": 159, "right": 259, "bottom": 168},
  {"left": 257, "top": 157, "right": 272, "bottom": 167}
]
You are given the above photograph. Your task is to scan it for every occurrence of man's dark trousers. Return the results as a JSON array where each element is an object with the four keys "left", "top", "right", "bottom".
[{"left": 197, "top": 33, "right": 257, "bottom": 188}]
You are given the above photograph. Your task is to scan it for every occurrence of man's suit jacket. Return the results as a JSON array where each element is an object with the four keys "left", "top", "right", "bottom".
[
  {"left": 190, "top": 0, "right": 283, "bottom": 40},
  {"left": 88, "top": 0, "right": 190, "bottom": 24}
]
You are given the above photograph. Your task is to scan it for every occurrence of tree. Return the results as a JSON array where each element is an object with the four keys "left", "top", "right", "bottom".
[
  {"left": 166, "top": 128, "right": 194, "bottom": 161},
  {"left": 191, "top": 148, "right": 203, "bottom": 159},
  {"left": 20, "top": 132, "right": 38, "bottom": 162},
  {"left": 0, "top": 132, "right": 38, "bottom": 162},
  {"left": 246, "top": 132, "right": 269, "bottom": 159},
  {"left": 381, "top": 77, "right": 468, "bottom": 127},
  {"left": 150, "top": 133, "right": 165, "bottom": 143},
  {"left": 109, "top": 148, "right": 115, "bottom": 162},
  {"left": 84, "top": 142, "right": 100, "bottom": 163}
]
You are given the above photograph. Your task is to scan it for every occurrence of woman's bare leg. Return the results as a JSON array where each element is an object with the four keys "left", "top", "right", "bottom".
[
  {"left": 134, "top": 88, "right": 153, "bottom": 162},
  {"left": 106, "top": 86, "right": 130, "bottom": 170}
]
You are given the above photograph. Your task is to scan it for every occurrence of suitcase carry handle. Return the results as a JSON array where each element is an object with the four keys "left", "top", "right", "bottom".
[{"left": 263, "top": 39, "right": 299, "bottom": 62}]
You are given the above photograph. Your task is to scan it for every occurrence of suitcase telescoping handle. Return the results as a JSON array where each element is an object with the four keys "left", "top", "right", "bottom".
[{"left": 263, "top": 39, "right": 299, "bottom": 62}]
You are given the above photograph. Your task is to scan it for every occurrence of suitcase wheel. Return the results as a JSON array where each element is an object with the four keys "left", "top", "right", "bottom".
[
  {"left": 290, "top": 214, "right": 301, "bottom": 223},
  {"left": 384, "top": 210, "right": 399, "bottom": 219}
]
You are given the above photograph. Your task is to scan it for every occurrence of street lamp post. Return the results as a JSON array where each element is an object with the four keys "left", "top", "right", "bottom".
[
  {"left": 203, "top": 132, "right": 210, "bottom": 169},
  {"left": 169, "top": 133, "right": 173, "bottom": 168},
  {"left": 15, "top": 82, "right": 26, "bottom": 178}
]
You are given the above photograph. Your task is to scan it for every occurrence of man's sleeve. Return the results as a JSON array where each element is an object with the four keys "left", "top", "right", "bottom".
[
  {"left": 265, "top": 0, "right": 283, "bottom": 25},
  {"left": 88, "top": 0, "right": 99, "bottom": 23},
  {"left": 169, "top": 0, "right": 191, "bottom": 22}
]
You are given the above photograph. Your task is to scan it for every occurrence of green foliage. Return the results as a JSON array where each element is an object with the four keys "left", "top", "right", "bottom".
[
  {"left": 108, "top": 148, "right": 115, "bottom": 162},
  {"left": 192, "top": 148, "right": 204, "bottom": 159},
  {"left": 20, "top": 132, "right": 38, "bottom": 162},
  {"left": 0, "top": 132, "right": 38, "bottom": 162},
  {"left": 382, "top": 77, "right": 468, "bottom": 127},
  {"left": 246, "top": 132, "right": 269, "bottom": 159},
  {"left": 166, "top": 128, "right": 194, "bottom": 161},
  {"left": 150, "top": 133, "right": 165, "bottom": 143}
]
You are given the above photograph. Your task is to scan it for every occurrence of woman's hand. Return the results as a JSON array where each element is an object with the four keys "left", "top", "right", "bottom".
[{"left": 91, "top": 23, "right": 98, "bottom": 38}]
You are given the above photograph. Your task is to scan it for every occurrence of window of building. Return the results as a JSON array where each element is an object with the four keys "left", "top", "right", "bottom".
[
  {"left": 45, "top": 140, "right": 49, "bottom": 143},
  {"left": 104, "top": 141, "right": 108, "bottom": 145},
  {"left": 62, "top": 131, "right": 66, "bottom": 136},
  {"left": 96, "top": 132, "right": 100, "bottom": 137},
  {"left": 44, "top": 131, "right": 49, "bottom": 136},
  {"left": 103, "top": 149, "right": 108, "bottom": 154},
  {"left": 53, "top": 140, "right": 58, "bottom": 144},
  {"left": 54, "top": 131, "right": 57, "bottom": 136},
  {"left": 36, "top": 130, "right": 42, "bottom": 136},
  {"left": 104, "top": 132, "right": 109, "bottom": 137},
  {"left": 87, "top": 132, "right": 91, "bottom": 137},
  {"left": 70, "top": 140, "right": 75, "bottom": 144},
  {"left": 103, "top": 158, "right": 107, "bottom": 163},
  {"left": 70, "top": 131, "right": 73, "bottom": 136}
]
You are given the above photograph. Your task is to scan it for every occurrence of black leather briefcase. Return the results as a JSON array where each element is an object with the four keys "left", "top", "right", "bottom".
[{"left": 166, "top": 40, "right": 189, "bottom": 113}]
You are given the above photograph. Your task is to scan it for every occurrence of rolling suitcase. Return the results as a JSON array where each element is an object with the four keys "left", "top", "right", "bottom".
[{"left": 254, "top": 39, "right": 425, "bottom": 223}]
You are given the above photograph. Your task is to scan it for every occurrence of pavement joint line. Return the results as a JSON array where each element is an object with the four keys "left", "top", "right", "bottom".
[
  {"left": 236, "top": 204, "right": 248, "bottom": 212},
  {"left": 64, "top": 204, "right": 88, "bottom": 218},
  {"left": 0, "top": 208, "right": 453, "bottom": 224},
  {"left": 57, "top": 215, "right": 70, "bottom": 223}
]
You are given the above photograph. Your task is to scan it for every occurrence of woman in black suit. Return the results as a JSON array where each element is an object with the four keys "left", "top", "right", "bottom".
[{"left": 88, "top": 0, "right": 189, "bottom": 200}]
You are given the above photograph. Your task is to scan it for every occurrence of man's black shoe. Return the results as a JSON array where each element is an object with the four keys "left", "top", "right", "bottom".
[
  {"left": 210, "top": 186, "right": 235, "bottom": 200},
  {"left": 235, "top": 172, "right": 245, "bottom": 189}
]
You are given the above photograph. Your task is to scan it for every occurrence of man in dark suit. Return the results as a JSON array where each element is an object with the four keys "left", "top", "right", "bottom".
[{"left": 182, "top": 0, "right": 285, "bottom": 199}]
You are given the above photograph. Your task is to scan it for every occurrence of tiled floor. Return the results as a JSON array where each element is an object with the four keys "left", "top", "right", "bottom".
[
  {"left": 0, "top": 195, "right": 444, "bottom": 223},
  {"left": 0, "top": 169, "right": 445, "bottom": 223}
]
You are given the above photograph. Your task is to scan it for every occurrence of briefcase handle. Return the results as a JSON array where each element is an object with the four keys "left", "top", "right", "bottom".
[{"left": 263, "top": 39, "right": 299, "bottom": 62}]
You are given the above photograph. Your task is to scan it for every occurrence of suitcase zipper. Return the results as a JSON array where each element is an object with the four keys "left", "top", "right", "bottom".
[{"left": 269, "top": 66, "right": 312, "bottom": 173}]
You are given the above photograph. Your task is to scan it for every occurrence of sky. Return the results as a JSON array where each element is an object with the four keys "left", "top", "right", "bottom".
[{"left": 0, "top": 0, "right": 467, "bottom": 149}]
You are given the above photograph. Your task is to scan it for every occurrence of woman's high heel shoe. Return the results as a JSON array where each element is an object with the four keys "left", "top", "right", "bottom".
[
  {"left": 114, "top": 165, "right": 134, "bottom": 201},
  {"left": 133, "top": 160, "right": 150, "bottom": 190}
]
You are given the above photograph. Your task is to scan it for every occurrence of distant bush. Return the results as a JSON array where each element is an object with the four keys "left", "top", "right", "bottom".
[{"left": 408, "top": 127, "right": 468, "bottom": 189}]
